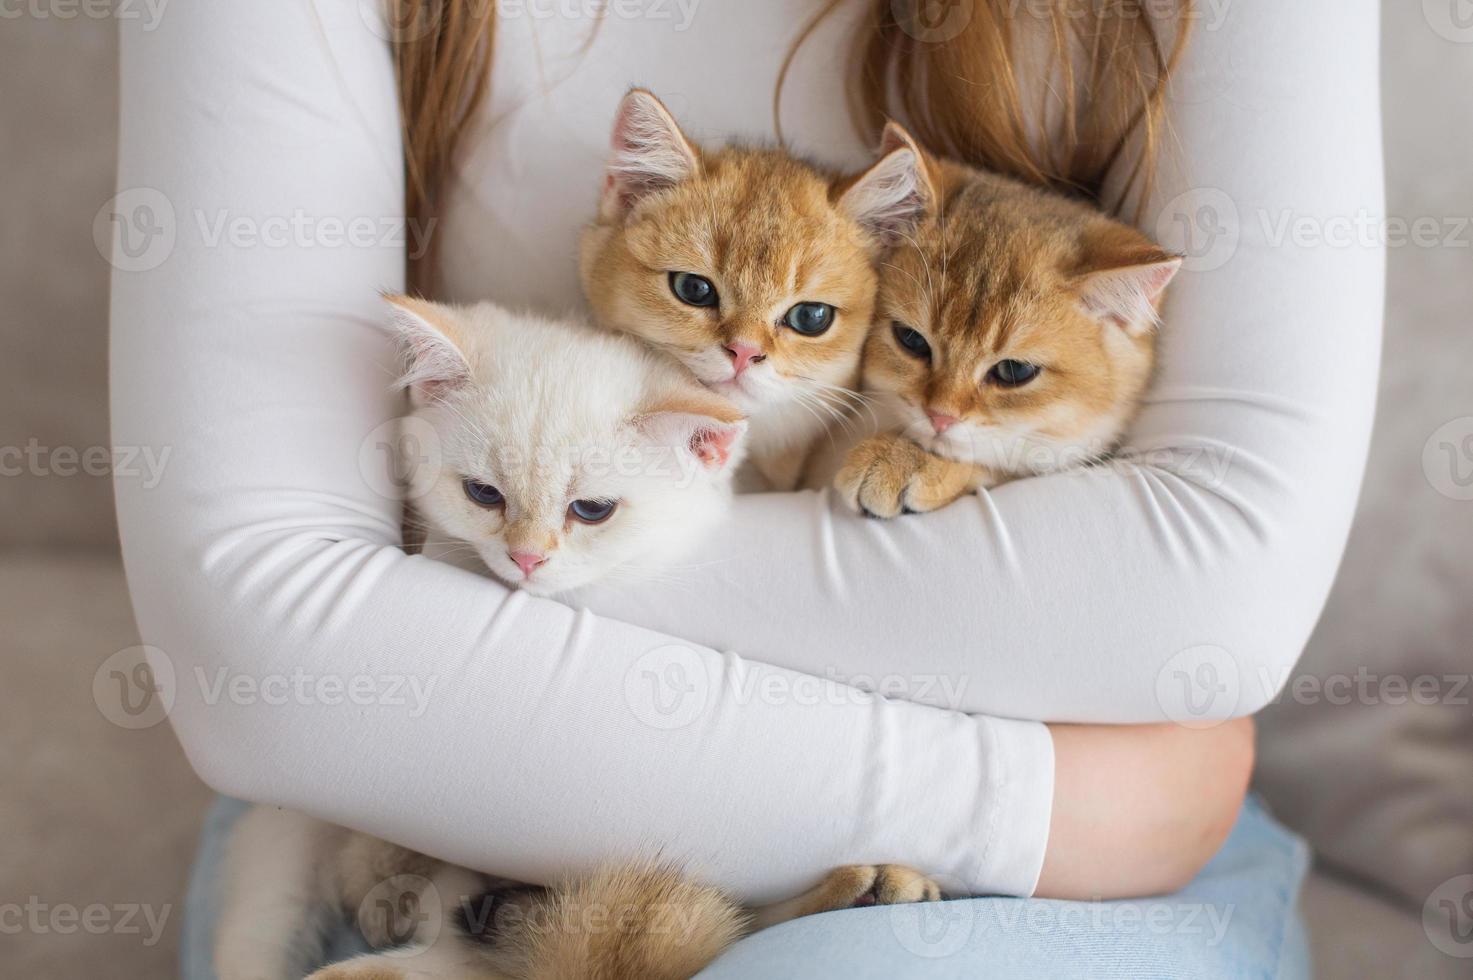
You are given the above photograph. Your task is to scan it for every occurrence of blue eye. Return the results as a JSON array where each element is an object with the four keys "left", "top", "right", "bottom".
[
  {"left": 988, "top": 360, "right": 1041, "bottom": 387},
  {"left": 892, "top": 322, "right": 932, "bottom": 359},
  {"left": 463, "top": 479, "right": 504, "bottom": 507},
  {"left": 670, "top": 272, "right": 718, "bottom": 308},
  {"left": 568, "top": 499, "right": 618, "bottom": 524},
  {"left": 783, "top": 302, "right": 835, "bottom": 337}
]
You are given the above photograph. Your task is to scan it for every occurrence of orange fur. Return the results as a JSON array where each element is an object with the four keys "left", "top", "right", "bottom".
[
  {"left": 580, "top": 90, "right": 923, "bottom": 489},
  {"left": 839, "top": 130, "right": 1180, "bottom": 515}
]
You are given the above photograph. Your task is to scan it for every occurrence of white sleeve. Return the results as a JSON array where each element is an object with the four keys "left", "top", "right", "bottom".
[
  {"left": 109, "top": 0, "right": 1051, "bottom": 902},
  {"left": 574, "top": 0, "right": 1386, "bottom": 724}
]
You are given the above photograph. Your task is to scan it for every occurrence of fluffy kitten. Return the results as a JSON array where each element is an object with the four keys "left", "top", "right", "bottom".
[
  {"left": 836, "top": 126, "right": 1182, "bottom": 517},
  {"left": 580, "top": 89, "right": 930, "bottom": 491},
  {"left": 215, "top": 298, "right": 940, "bottom": 980},
  {"left": 220, "top": 805, "right": 939, "bottom": 980},
  {"left": 390, "top": 297, "right": 746, "bottom": 594}
]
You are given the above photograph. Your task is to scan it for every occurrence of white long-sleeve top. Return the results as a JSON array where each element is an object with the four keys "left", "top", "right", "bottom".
[{"left": 109, "top": 0, "right": 1383, "bottom": 902}]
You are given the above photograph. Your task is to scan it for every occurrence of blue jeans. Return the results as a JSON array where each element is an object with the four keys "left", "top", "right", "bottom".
[{"left": 182, "top": 796, "right": 1309, "bottom": 979}]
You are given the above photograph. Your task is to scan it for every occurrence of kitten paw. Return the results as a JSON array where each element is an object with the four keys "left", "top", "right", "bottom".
[
  {"left": 834, "top": 435, "right": 974, "bottom": 518},
  {"left": 819, "top": 864, "right": 944, "bottom": 911},
  {"left": 307, "top": 958, "right": 408, "bottom": 980}
]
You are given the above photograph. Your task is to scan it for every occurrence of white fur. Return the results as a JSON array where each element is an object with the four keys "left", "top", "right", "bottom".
[
  {"left": 394, "top": 301, "right": 745, "bottom": 596},
  {"left": 670, "top": 341, "right": 854, "bottom": 490},
  {"left": 874, "top": 391, "right": 1128, "bottom": 477},
  {"left": 215, "top": 807, "right": 340, "bottom": 980}
]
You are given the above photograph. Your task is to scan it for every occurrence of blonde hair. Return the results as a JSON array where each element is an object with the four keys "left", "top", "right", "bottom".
[{"left": 388, "top": 0, "right": 1191, "bottom": 287}]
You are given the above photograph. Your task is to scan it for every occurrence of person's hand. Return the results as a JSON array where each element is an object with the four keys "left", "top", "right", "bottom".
[{"left": 1035, "top": 717, "right": 1255, "bottom": 899}]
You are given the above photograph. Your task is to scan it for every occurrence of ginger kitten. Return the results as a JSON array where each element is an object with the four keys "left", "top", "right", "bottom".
[
  {"left": 581, "top": 90, "right": 930, "bottom": 491},
  {"left": 836, "top": 127, "right": 1182, "bottom": 517}
]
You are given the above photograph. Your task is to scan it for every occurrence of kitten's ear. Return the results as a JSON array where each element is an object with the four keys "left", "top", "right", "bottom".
[
  {"left": 1072, "top": 232, "right": 1182, "bottom": 335},
  {"left": 383, "top": 295, "right": 473, "bottom": 403},
  {"left": 602, "top": 88, "right": 701, "bottom": 220},
  {"left": 634, "top": 391, "right": 747, "bottom": 472},
  {"left": 838, "top": 122, "right": 938, "bottom": 246}
]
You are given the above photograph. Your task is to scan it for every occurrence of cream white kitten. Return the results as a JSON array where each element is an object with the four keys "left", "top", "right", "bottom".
[
  {"left": 215, "top": 299, "right": 938, "bottom": 980},
  {"left": 391, "top": 297, "right": 747, "bottom": 595}
]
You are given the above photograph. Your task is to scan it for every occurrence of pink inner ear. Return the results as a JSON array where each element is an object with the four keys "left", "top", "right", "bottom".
[{"left": 692, "top": 425, "right": 738, "bottom": 470}]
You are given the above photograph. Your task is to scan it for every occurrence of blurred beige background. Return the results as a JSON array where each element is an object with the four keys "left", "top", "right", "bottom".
[{"left": 2, "top": 4, "right": 1469, "bottom": 978}]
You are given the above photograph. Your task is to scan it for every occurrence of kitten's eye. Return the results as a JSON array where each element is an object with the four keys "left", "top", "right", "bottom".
[
  {"left": 782, "top": 302, "right": 835, "bottom": 337},
  {"left": 669, "top": 272, "right": 718, "bottom": 308},
  {"left": 988, "top": 360, "right": 1042, "bottom": 387},
  {"left": 891, "top": 322, "right": 932, "bottom": 360},
  {"left": 568, "top": 499, "right": 618, "bottom": 524},
  {"left": 463, "top": 479, "right": 505, "bottom": 508}
]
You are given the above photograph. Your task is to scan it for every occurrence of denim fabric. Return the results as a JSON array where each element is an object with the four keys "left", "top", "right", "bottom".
[{"left": 183, "top": 796, "right": 1309, "bottom": 980}]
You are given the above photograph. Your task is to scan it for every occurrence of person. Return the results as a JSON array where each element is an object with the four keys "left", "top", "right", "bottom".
[{"left": 108, "top": 1, "right": 1383, "bottom": 976}]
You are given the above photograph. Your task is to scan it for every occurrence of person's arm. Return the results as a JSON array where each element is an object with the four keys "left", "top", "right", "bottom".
[
  {"left": 110, "top": 0, "right": 1062, "bottom": 904},
  {"left": 572, "top": 0, "right": 1386, "bottom": 724}
]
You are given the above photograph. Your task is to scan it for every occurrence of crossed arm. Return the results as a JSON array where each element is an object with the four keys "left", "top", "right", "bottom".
[{"left": 110, "top": 0, "right": 1381, "bottom": 904}]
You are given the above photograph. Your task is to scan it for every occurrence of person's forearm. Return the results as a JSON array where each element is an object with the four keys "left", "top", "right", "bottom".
[
  {"left": 1036, "top": 719, "right": 1255, "bottom": 899},
  {"left": 569, "top": 0, "right": 1385, "bottom": 724}
]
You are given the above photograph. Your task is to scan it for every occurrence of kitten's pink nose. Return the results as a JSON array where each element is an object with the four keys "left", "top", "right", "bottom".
[
  {"left": 508, "top": 550, "right": 547, "bottom": 578},
  {"left": 724, "top": 342, "right": 767, "bottom": 376},
  {"left": 926, "top": 410, "right": 960, "bottom": 434}
]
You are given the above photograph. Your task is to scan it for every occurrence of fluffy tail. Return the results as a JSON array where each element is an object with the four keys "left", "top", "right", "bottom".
[{"left": 458, "top": 861, "right": 750, "bottom": 980}]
